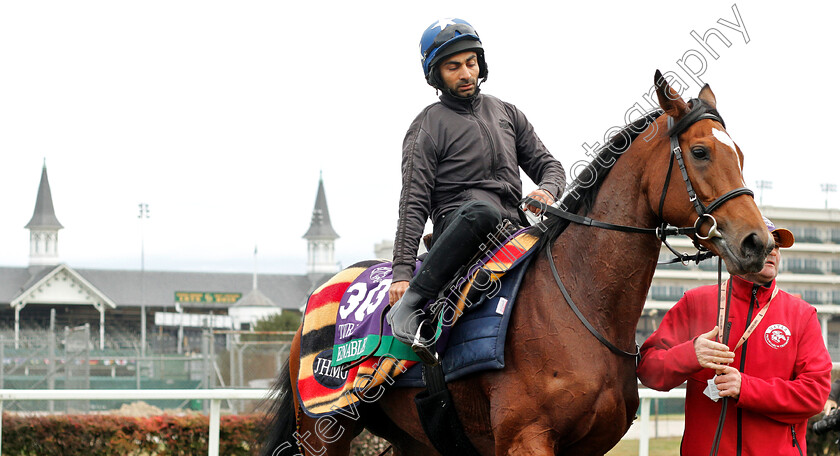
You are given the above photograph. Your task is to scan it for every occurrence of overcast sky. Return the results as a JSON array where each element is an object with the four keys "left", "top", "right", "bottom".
[{"left": 1, "top": 1, "right": 837, "bottom": 274}]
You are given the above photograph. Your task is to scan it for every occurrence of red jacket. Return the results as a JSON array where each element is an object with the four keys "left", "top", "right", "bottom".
[{"left": 637, "top": 275, "right": 831, "bottom": 455}]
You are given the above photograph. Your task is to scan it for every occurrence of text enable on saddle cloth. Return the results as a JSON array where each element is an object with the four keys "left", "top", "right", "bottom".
[{"left": 704, "top": 279, "right": 780, "bottom": 402}]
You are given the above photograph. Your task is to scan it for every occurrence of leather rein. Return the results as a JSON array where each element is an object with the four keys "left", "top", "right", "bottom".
[{"left": 525, "top": 102, "right": 754, "bottom": 359}]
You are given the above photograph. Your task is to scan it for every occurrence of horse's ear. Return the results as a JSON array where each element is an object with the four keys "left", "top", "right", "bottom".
[
  {"left": 654, "top": 70, "right": 690, "bottom": 119},
  {"left": 698, "top": 84, "right": 717, "bottom": 110}
]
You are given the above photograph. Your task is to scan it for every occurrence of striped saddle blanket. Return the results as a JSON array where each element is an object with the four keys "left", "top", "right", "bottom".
[{"left": 296, "top": 228, "right": 540, "bottom": 417}]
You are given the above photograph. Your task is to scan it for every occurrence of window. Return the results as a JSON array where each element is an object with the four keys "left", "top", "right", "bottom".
[
  {"left": 650, "top": 285, "right": 685, "bottom": 301},
  {"left": 791, "top": 226, "right": 822, "bottom": 244},
  {"left": 698, "top": 258, "right": 726, "bottom": 271},
  {"left": 790, "top": 289, "right": 822, "bottom": 303},
  {"left": 801, "top": 289, "right": 822, "bottom": 303},
  {"left": 828, "top": 331, "right": 840, "bottom": 349},
  {"left": 783, "top": 257, "right": 823, "bottom": 274}
]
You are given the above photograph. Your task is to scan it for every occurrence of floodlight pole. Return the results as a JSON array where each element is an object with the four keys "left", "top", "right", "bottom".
[
  {"left": 755, "top": 180, "right": 773, "bottom": 207},
  {"left": 821, "top": 183, "right": 837, "bottom": 209},
  {"left": 138, "top": 203, "right": 150, "bottom": 358}
]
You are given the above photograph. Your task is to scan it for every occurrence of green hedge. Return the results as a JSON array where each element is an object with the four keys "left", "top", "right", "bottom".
[
  {"left": 1, "top": 413, "right": 263, "bottom": 455},
  {"left": 1, "top": 413, "right": 391, "bottom": 455}
]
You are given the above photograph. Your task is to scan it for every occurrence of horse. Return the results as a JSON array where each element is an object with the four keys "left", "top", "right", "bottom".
[{"left": 260, "top": 71, "right": 773, "bottom": 455}]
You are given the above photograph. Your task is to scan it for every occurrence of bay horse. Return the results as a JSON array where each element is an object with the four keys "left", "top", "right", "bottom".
[{"left": 260, "top": 71, "right": 772, "bottom": 455}]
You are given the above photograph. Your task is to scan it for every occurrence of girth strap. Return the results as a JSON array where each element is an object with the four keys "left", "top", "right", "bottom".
[{"left": 414, "top": 362, "right": 482, "bottom": 456}]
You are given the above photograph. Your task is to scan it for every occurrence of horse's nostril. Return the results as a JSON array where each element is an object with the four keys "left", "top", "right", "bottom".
[{"left": 741, "top": 232, "right": 764, "bottom": 258}]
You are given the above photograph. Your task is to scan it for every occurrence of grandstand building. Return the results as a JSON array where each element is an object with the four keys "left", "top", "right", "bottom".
[
  {"left": 4, "top": 165, "right": 838, "bottom": 361},
  {"left": 0, "top": 165, "right": 338, "bottom": 353}
]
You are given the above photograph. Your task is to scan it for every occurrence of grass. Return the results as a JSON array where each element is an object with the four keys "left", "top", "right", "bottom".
[{"left": 607, "top": 438, "right": 682, "bottom": 456}]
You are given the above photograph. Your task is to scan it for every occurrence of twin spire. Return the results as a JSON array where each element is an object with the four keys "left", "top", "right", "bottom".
[
  {"left": 303, "top": 174, "right": 340, "bottom": 274},
  {"left": 24, "top": 164, "right": 339, "bottom": 273},
  {"left": 26, "top": 163, "right": 63, "bottom": 266}
]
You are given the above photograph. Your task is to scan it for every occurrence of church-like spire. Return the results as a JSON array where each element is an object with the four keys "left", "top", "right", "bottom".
[
  {"left": 26, "top": 162, "right": 63, "bottom": 266},
  {"left": 303, "top": 173, "right": 339, "bottom": 240},
  {"left": 303, "top": 174, "right": 339, "bottom": 274},
  {"left": 25, "top": 162, "right": 63, "bottom": 230}
]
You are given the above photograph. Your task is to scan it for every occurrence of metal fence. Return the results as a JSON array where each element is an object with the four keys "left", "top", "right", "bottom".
[{"left": 0, "top": 326, "right": 291, "bottom": 413}]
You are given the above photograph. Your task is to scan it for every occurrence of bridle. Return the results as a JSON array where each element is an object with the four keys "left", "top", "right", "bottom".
[
  {"left": 657, "top": 101, "right": 753, "bottom": 263},
  {"left": 524, "top": 100, "right": 754, "bottom": 359}
]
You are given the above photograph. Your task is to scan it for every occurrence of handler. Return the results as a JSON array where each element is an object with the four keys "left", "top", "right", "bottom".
[
  {"left": 387, "top": 18, "right": 565, "bottom": 348},
  {"left": 637, "top": 217, "right": 831, "bottom": 455}
]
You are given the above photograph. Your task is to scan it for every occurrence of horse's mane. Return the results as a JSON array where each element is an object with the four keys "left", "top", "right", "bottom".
[{"left": 533, "top": 109, "right": 664, "bottom": 250}]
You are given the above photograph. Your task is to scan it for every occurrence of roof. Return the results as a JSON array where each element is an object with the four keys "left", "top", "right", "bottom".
[
  {"left": 303, "top": 177, "right": 339, "bottom": 240},
  {"left": 25, "top": 164, "right": 63, "bottom": 230},
  {"left": 9, "top": 264, "right": 117, "bottom": 309},
  {"left": 232, "top": 288, "right": 277, "bottom": 308},
  {"left": 0, "top": 266, "right": 321, "bottom": 311}
]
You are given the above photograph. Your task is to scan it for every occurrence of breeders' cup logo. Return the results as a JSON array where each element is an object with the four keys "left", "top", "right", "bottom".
[
  {"left": 369, "top": 266, "right": 391, "bottom": 283},
  {"left": 764, "top": 324, "right": 791, "bottom": 349}
]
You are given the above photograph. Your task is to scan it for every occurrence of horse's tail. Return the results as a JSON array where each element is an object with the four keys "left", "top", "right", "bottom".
[{"left": 259, "top": 357, "right": 296, "bottom": 456}]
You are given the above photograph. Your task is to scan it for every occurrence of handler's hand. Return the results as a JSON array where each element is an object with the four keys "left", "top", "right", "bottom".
[
  {"left": 524, "top": 189, "right": 554, "bottom": 214},
  {"left": 389, "top": 281, "right": 410, "bottom": 305},
  {"left": 694, "top": 326, "right": 735, "bottom": 370},
  {"left": 714, "top": 365, "right": 741, "bottom": 399}
]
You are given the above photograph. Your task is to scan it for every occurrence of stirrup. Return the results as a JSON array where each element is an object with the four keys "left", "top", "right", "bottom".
[{"left": 411, "top": 320, "right": 439, "bottom": 365}]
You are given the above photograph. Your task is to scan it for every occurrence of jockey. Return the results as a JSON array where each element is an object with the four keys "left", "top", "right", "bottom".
[{"left": 387, "top": 18, "right": 566, "bottom": 352}]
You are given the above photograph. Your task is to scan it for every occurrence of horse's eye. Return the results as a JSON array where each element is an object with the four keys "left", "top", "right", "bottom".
[{"left": 691, "top": 146, "right": 710, "bottom": 160}]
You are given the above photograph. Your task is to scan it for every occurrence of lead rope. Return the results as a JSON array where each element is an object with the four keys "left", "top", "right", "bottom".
[
  {"left": 709, "top": 267, "right": 779, "bottom": 456},
  {"left": 709, "top": 258, "right": 729, "bottom": 456}
]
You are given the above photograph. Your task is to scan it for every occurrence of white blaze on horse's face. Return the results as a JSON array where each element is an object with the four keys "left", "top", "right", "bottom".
[{"left": 712, "top": 128, "right": 746, "bottom": 185}]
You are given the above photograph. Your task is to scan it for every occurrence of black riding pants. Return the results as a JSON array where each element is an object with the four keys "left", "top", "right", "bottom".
[{"left": 410, "top": 200, "right": 503, "bottom": 299}]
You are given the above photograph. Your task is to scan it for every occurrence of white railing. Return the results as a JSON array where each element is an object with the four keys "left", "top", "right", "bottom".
[
  {"left": 0, "top": 388, "right": 272, "bottom": 456},
  {"left": 637, "top": 388, "right": 686, "bottom": 456},
  {"left": 0, "top": 387, "right": 684, "bottom": 456}
]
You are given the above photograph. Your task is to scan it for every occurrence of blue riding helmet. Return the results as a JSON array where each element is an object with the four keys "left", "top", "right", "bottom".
[{"left": 420, "top": 18, "right": 488, "bottom": 88}]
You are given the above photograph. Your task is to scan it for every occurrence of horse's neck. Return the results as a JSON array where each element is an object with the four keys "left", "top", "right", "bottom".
[{"left": 553, "top": 154, "right": 661, "bottom": 343}]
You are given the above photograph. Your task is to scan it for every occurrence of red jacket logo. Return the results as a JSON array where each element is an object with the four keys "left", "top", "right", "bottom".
[{"left": 764, "top": 324, "right": 791, "bottom": 349}]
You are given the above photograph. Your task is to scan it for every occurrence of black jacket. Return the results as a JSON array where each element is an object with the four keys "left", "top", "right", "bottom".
[{"left": 392, "top": 91, "right": 565, "bottom": 282}]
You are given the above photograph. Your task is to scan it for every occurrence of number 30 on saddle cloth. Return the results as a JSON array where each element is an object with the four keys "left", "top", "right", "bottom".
[{"left": 296, "top": 228, "right": 540, "bottom": 417}]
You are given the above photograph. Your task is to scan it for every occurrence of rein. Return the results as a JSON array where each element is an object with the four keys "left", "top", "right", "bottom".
[
  {"left": 529, "top": 101, "right": 754, "bottom": 360},
  {"left": 545, "top": 241, "right": 640, "bottom": 359}
]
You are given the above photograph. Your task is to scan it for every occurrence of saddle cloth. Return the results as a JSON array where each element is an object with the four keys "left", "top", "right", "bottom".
[{"left": 296, "top": 228, "right": 540, "bottom": 417}]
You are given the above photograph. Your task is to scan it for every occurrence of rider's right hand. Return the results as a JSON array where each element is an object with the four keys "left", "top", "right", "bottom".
[{"left": 389, "top": 281, "right": 410, "bottom": 305}]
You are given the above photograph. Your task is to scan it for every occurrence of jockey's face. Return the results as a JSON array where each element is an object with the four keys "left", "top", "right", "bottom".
[
  {"left": 742, "top": 245, "right": 780, "bottom": 285},
  {"left": 438, "top": 51, "right": 480, "bottom": 98}
]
